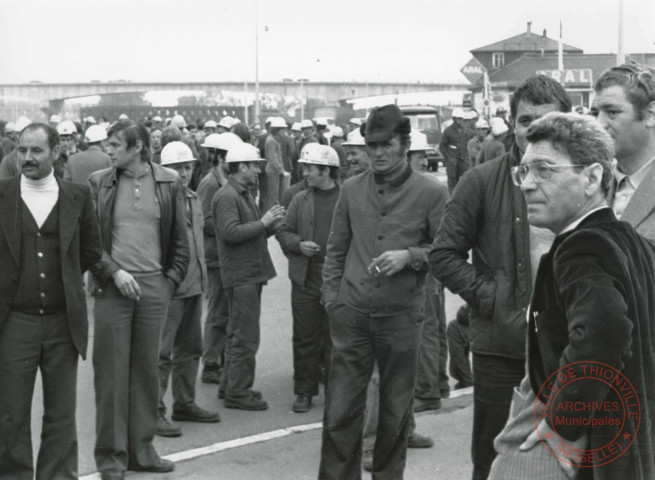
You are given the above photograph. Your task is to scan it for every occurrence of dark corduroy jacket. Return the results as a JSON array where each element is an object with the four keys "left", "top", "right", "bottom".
[{"left": 528, "top": 208, "right": 655, "bottom": 479}]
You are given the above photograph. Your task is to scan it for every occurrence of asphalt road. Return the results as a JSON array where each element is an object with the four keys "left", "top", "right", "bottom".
[{"left": 27, "top": 170, "right": 475, "bottom": 479}]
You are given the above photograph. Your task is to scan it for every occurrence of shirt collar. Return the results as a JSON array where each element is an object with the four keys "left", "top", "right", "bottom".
[
  {"left": 559, "top": 205, "right": 610, "bottom": 235},
  {"left": 613, "top": 155, "right": 655, "bottom": 189}
]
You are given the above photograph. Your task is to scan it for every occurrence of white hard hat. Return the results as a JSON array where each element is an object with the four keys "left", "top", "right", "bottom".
[
  {"left": 332, "top": 126, "right": 344, "bottom": 138},
  {"left": 409, "top": 131, "right": 430, "bottom": 152},
  {"left": 343, "top": 128, "right": 366, "bottom": 146},
  {"left": 315, "top": 117, "right": 328, "bottom": 127},
  {"left": 218, "top": 117, "right": 233, "bottom": 129},
  {"left": 463, "top": 110, "right": 478, "bottom": 120},
  {"left": 299, "top": 143, "right": 322, "bottom": 162},
  {"left": 160, "top": 141, "right": 196, "bottom": 165},
  {"left": 269, "top": 117, "right": 287, "bottom": 128},
  {"left": 14, "top": 117, "right": 32, "bottom": 133},
  {"left": 264, "top": 116, "right": 275, "bottom": 124},
  {"left": 86, "top": 116, "right": 97, "bottom": 124},
  {"left": 4, "top": 122, "right": 15, "bottom": 134},
  {"left": 118, "top": 113, "right": 129, "bottom": 120},
  {"left": 226, "top": 143, "right": 263, "bottom": 163},
  {"left": 452, "top": 108, "right": 465, "bottom": 119},
  {"left": 490, "top": 117, "right": 509, "bottom": 136},
  {"left": 291, "top": 122, "right": 302, "bottom": 132},
  {"left": 171, "top": 114, "right": 186, "bottom": 129},
  {"left": 153, "top": 115, "right": 163, "bottom": 122},
  {"left": 57, "top": 120, "right": 77, "bottom": 136},
  {"left": 299, "top": 144, "right": 339, "bottom": 167},
  {"left": 85, "top": 125, "right": 107, "bottom": 143},
  {"left": 300, "top": 119, "right": 313, "bottom": 129},
  {"left": 204, "top": 120, "right": 218, "bottom": 129},
  {"left": 201, "top": 132, "right": 242, "bottom": 151},
  {"left": 349, "top": 117, "right": 362, "bottom": 126},
  {"left": 475, "top": 119, "right": 490, "bottom": 129},
  {"left": 49, "top": 114, "right": 61, "bottom": 123}
]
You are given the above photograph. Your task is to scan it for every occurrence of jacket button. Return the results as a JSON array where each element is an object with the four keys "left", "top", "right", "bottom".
[
  {"left": 381, "top": 212, "right": 387, "bottom": 217},
  {"left": 371, "top": 307, "right": 377, "bottom": 313},
  {"left": 378, "top": 190, "right": 384, "bottom": 194},
  {"left": 378, "top": 235, "right": 383, "bottom": 240}
]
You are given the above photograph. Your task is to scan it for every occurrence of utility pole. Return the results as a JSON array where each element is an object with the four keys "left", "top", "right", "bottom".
[
  {"left": 255, "top": 0, "right": 261, "bottom": 125},
  {"left": 618, "top": 0, "right": 625, "bottom": 64}
]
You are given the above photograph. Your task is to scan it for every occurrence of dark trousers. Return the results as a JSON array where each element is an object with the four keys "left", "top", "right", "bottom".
[
  {"left": 446, "top": 157, "right": 469, "bottom": 193},
  {"left": 202, "top": 267, "right": 228, "bottom": 369},
  {"left": 291, "top": 264, "right": 331, "bottom": 396},
  {"left": 0, "top": 311, "right": 78, "bottom": 480},
  {"left": 471, "top": 353, "right": 525, "bottom": 480},
  {"left": 319, "top": 304, "right": 423, "bottom": 480},
  {"left": 415, "top": 278, "right": 449, "bottom": 400},
  {"left": 221, "top": 283, "right": 262, "bottom": 399},
  {"left": 93, "top": 274, "right": 170, "bottom": 473},
  {"left": 158, "top": 294, "right": 204, "bottom": 413},
  {"left": 448, "top": 308, "right": 473, "bottom": 388}
]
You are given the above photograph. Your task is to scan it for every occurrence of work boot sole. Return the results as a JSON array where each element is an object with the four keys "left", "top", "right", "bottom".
[{"left": 172, "top": 412, "right": 220, "bottom": 423}]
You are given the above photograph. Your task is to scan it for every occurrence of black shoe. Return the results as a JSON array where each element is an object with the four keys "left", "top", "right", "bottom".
[
  {"left": 224, "top": 394, "right": 268, "bottom": 411},
  {"left": 413, "top": 398, "right": 441, "bottom": 413},
  {"left": 455, "top": 381, "right": 473, "bottom": 389},
  {"left": 156, "top": 412, "right": 182, "bottom": 437},
  {"left": 219, "top": 388, "right": 262, "bottom": 400},
  {"left": 440, "top": 387, "right": 451, "bottom": 399},
  {"left": 172, "top": 403, "right": 220, "bottom": 423},
  {"left": 201, "top": 365, "right": 222, "bottom": 384},
  {"left": 101, "top": 471, "right": 125, "bottom": 480},
  {"left": 129, "top": 458, "right": 175, "bottom": 473},
  {"left": 407, "top": 432, "right": 434, "bottom": 448},
  {"left": 292, "top": 395, "right": 312, "bottom": 413}
]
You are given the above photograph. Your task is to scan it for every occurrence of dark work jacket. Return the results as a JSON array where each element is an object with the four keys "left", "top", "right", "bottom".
[
  {"left": 528, "top": 208, "right": 655, "bottom": 479},
  {"left": 197, "top": 168, "right": 226, "bottom": 268},
  {"left": 0, "top": 177, "right": 103, "bottom": 358},
  {"left": 212, "top": 177, "right": 276, "bottom": 288},
  {"left": 430, "top": 145, "right": 532, "bottom": 359},
  {"left": 322, "top": 165, "right": 448, "bottom": 316},
  {"left": 87, "top": 162, "right": 190, "bottom": 289}
]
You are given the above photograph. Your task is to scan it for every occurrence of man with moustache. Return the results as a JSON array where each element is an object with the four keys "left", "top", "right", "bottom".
[
  {"left": 213, "top": 143, "right": 285, "bottom": 410},
  {"left": 0, "top": 123, "right": 102, "bottom": 480}
]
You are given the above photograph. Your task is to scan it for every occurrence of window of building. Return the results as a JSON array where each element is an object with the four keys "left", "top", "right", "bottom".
[{"left": 492, "top": 52, "right": 505, "bottom": 69}]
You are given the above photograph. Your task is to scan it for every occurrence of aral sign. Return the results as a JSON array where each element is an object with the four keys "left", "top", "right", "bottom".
[
  {"left": 460, "top": 57, "right": 487, "bottom": 84},
  {"left": 536, "top": 69, "right": 593, "bottom": 87}
]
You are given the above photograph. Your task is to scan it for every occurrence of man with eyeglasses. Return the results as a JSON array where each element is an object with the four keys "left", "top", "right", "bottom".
[
  {"left": 430, "top": 75, "right": 571, "bottom": 480},
  {"left": 492, "top": 112, "right": 655, "bottom": 480}
]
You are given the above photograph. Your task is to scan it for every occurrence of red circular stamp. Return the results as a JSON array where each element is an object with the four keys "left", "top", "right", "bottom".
[{"left": 533, "top": 360, "right": 640, "bottom": 468}]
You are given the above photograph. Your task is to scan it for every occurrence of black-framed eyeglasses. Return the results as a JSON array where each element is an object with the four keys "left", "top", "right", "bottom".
[{"left": 510, "top": 161, "right": 587, "bottom": 187}]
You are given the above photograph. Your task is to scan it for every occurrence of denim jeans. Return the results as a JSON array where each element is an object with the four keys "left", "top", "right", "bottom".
[{"left": 319, "top": 304, "right": 423, "bottom": 480}]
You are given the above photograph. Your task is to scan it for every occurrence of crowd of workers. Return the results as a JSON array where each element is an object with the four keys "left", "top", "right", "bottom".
[{"left": 1, "top": 61, "right": 655, "bottom": 480}]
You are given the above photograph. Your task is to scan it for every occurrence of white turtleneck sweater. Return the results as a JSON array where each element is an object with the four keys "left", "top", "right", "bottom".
[{"left": 20, "top": 170, "right": 59, "bottom": 228}]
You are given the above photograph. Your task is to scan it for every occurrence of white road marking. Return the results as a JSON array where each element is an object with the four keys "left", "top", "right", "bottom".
[{"left": 81, "top": 389, "right": 472, "bottom": 479}]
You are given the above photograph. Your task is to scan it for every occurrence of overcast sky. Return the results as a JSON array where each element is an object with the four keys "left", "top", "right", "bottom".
[{"left": 0, "top": 0, "right": 653, "bottom": 85}]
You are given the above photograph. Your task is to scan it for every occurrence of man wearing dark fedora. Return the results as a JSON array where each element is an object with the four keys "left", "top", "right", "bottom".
[{"left": 318, "top": 104, "right": 448, "bottom": 479}]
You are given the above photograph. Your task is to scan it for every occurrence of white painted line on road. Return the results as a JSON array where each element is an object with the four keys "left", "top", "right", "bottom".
[
  {"left": 81, "top": 390, "right": 472, "bottom": 480},
  {"left": 448, "top": 386, "right": 473, "bottom": 399}
]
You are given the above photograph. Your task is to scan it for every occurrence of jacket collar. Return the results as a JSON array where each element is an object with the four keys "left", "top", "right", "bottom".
[
  {"left": 553, "top": 207, "right": 616, "bottom": 249},
  {"left": 372, "top": 162, "right": 413, "bottom": 187},
  {"left": 100, "top": 161, "right": 176, "bottom": 188}
]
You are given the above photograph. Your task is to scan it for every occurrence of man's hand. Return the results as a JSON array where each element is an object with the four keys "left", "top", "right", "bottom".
[
  {"left": 300, "top": 241, "right": 320, "bottom": 257},
  {"left": 112, "top": 269, "right": 141, "bottom": 301},
  {"left": 367, "top": 250, "right": 411, "bottom": 277},
  {"left": 261, "top": 204, "right": 286, "bottom": 227},
  {"left": 520, "top": 419, "right": 588, "bottom": 479}
]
